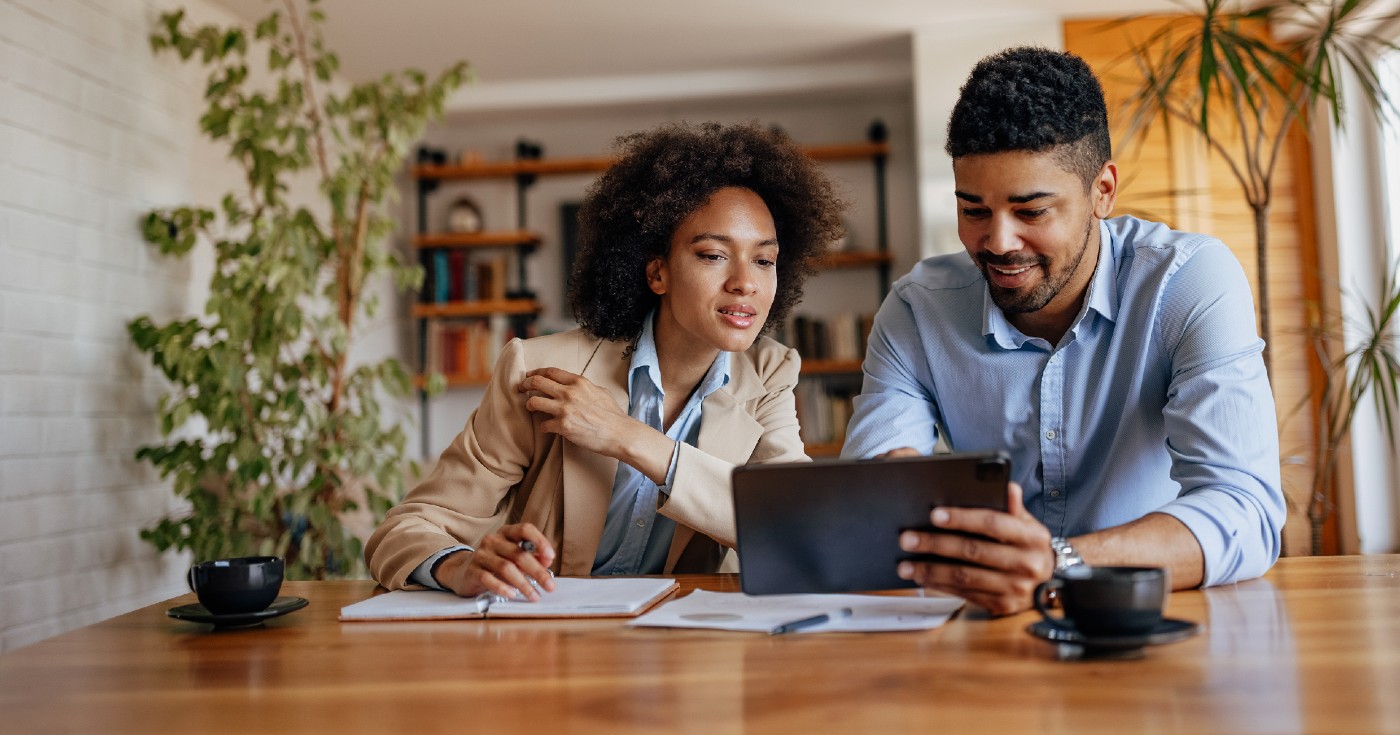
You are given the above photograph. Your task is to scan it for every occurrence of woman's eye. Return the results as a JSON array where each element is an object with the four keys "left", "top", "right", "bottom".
[
  {"left": 698, "top": 252, "right": 725, "bottom": 262},
  {"left": 755, "top": 258, "right": 776, "bottom": 268}
]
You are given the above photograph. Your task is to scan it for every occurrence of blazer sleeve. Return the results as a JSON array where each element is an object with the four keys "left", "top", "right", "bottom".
[
  {"left": 364, "top": 338, "right": 536, "bottom": 589},
  {"left": 658, "top": 345, "right": 808, "bottom": 548}
]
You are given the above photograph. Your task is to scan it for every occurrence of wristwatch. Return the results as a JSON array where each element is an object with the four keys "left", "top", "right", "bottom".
[{"left": 1049, "top": 536, "right": 1085, "bottom": 572}]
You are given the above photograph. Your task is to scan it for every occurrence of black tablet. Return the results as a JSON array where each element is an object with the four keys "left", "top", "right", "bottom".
[{"left": 732, "top": 451, "right": 1011, "bottom": 595}]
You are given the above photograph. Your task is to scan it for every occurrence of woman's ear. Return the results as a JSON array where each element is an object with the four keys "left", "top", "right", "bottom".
[{"left": 646, "top": 257, "right": 667, "bottom": 295}]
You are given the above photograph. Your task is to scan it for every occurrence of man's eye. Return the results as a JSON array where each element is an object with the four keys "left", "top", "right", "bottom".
[
  {"left": 1019, "top": 208, "right": 1048, "bottom": 219},
  {"left": 698, "top": 253, "right": 724, "bottom": 262},
  {"left": 961, "top": 208, "right": 989, "bottom": 219},
  {"left": 755, "top": 258, "right": 776, "bottom": 268}
]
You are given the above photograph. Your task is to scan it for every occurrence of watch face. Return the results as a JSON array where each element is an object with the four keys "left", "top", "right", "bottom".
[{"left": 447, "top": 199, "right": 482, "bottom": 233}]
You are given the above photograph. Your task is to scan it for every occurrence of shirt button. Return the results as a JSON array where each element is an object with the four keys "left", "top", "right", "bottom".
[
  {"left": 636, "top": 519, "right": 646, "bottom": 528},
  {"left": 1049, "top": 489, "right": 1061, "bottom": 498},
  {"left": 1045, "top": 430, "right": 1056, "bottom": 440}
]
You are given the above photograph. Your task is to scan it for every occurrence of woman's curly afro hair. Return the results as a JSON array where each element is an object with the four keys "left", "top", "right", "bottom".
[
  {"left": 946, "top": 46, "right": 1111, "bottom": 188},
  {"left": 568, "top": 121, "right": 846, "bottom": 343}
]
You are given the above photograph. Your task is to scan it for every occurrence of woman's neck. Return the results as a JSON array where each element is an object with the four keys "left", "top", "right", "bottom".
[{"left": 650, "top": 311, "right": 720, "bottom": 406}]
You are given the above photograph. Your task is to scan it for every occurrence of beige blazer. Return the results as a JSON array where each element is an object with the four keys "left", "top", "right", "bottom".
[{"left": 365, "top": 328, "right": 808, "bottom": 589}]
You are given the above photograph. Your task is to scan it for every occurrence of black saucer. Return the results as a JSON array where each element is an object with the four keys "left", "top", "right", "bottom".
[
  {"left": 168, "top": 596, "right": 309, "bottom": 628},
  {"left": 1026, "top": 616, "right": 1200, "bottom": 651}
]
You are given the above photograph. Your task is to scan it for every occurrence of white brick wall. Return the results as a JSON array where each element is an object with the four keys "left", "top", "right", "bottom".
[{"left": 0, "top": 0, "right": 246, "bottom": 652}]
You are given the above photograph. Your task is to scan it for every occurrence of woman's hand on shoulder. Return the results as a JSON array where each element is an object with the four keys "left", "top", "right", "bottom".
[
  {"left": 435, "top": 523, "right": 556, "bottom": 601},
  {"left": 518, "top": 367, "right": 639, "bottom": 456}
]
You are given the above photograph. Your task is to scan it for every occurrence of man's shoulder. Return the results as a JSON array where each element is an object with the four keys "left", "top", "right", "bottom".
[
  {"left": 893, "top": 251, "right": 985, "bottom": 301},
  {"left": 1106, "top": 215, "right": 1225, "bottom": 264}
]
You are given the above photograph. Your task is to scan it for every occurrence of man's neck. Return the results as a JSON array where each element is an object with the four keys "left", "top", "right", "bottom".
[{"left": 1007, "top": 221, "right": 1102, "bottom": 346}]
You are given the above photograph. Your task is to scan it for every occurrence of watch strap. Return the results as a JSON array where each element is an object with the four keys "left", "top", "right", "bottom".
[{"left": 1050, "top": 536, "right": 1084, "bottom": 572}]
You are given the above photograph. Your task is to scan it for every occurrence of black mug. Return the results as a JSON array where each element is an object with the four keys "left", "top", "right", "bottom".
[
  {"left": 187, "top": 556, "right": 284, "bottom": 615},
  {"left": 1033, "top": 565, "right": 1166, "bottom": 636}
]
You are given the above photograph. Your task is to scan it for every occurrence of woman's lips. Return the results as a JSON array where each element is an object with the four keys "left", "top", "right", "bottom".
[{"left": 718, "top": 306, "right": 757, "bottom": 329}]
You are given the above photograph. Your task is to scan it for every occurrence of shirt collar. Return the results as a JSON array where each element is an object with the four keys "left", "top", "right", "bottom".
[
  {"left": 982, "top": 218, "right": 1119, "bottom": 348},
  {"left": 629, "top": 310, "right": 731, "bottom": 399}
]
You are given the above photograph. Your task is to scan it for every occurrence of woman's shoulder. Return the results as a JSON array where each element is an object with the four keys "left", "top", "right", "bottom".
[
  {"left": 739, "top": 335, "right": 801, "bottom": 384},
  {"left": 513, "top": 328, "right": 612, "bottom": 372}
]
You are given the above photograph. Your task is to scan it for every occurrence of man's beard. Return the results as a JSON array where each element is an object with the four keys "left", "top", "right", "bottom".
[{"left": 978, "top": 216, "right": 1094, "bottom": 314}]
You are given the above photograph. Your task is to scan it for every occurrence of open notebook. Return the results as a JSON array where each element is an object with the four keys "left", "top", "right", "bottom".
[{"left": 339, "top": 577, "right": 679, "bottom": 621}]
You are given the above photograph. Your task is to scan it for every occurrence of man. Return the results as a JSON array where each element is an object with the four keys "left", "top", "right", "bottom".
[{"left": 841, "top": 47, "right": 1284, "bottom": 616}]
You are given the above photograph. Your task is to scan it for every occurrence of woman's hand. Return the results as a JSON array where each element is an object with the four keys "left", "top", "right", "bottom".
[
  {"left": 518, "top": 367, "right": 640, "bottom": 457},
  {"left": 434, "top": 523, "right": 556, "bottom": 601}
]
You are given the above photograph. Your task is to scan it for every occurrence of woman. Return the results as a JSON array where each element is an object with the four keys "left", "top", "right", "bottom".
[{"left": 365, "top": 121, "right": 845, "bottom": 600}]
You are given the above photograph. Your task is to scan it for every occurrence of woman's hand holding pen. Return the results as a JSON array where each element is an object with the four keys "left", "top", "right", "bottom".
[{"left": 435, "top": 523, "right": 556, "bottom": 601}]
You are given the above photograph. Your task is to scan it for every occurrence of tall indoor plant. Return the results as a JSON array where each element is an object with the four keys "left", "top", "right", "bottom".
[
  {"left": 129, "top": 0, "right": 467, "bottom": 578},
  {"left": 1120, "top": 0, "right": 1396, "bottom": 376},
  {"left": 1117, "top": 0, "right": 1399, "bottom": 552},
  {"left": 1303, "top": 266, "right": 1400, "bottom": 553}
]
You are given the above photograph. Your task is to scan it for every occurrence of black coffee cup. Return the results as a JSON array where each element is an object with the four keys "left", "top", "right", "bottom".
[
  {"left": 187, "top": 556, "right": 284, "bottom": 615},
  {"left": 1033, "top": 565, "right": 1166, "bottom": 636}
]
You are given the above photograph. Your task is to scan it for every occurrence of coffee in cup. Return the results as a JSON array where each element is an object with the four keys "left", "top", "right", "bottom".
[
  {"left": 1033, "top": 565, "right": 1167, "bottom": 636},
  {"left": 187, "top": 556, "right": 284, "bottom": 615}
]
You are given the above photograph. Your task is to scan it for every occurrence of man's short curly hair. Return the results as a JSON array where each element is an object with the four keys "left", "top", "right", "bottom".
[
  {"left": 568, "top": 121, "right": 846, "bottom": 343},
  {"left": 946, "top": 46, "right": 1111, "bottom": 188}
]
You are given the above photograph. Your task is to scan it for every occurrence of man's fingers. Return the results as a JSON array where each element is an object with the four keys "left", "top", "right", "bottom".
[
  {"left": 898, "top": 560, "right": 1038, "bottom": 614},
  {"left": 931, "top": 506, "right": 1047, "bottom": 549},
  {"left": 900, "top": 530, "right": 1031, "bottom": 573}
]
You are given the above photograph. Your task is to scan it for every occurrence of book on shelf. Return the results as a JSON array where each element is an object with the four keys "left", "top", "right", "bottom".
[
  {"left": 794, "top": 380, "right": 857, "bottom": 446},
  {"left": 420, "top": 252, "right": 511, "bottom": 304},
  {"left": 778, "top": 312, "right": 874, "bottom": 363},
  {"left": 423, "top": 313, "right": 529, "bottom": 380}
]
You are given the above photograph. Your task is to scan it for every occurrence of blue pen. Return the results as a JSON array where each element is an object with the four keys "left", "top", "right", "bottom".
[{"left": 769, "top": 607, "right": 854, "bottom": 636}]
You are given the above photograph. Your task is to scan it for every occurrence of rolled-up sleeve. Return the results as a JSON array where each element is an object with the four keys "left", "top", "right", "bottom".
[{"left": 1155, "top": 244, "right": 1285, "bottom": 585}]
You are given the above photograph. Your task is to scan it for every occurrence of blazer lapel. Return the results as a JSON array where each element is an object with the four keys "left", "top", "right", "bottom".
[{"left": 559, "top": 337, "right": 630, "bottom": 575}]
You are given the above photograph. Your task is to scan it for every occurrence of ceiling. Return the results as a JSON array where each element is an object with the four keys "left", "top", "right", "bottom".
[{"left": 210, "top": 0, "right": 1185, "bottom": 111}]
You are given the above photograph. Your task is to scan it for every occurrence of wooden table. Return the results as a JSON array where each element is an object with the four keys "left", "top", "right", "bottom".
[{"left": 2, "top": 555, "right": 1398, "bottom": 734}]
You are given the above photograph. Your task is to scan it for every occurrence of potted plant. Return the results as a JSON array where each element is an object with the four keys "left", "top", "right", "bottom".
[
  {"left": 129, "top": 0, "right": 467, "bottom": 578},
  {"left": 1112, "top": 0, "right": 1399, "bottom": 552},
  {"left": 1303, "top": 266, "right": 1400, "bottom": 554},
  {"left": 1118, "top": 0, "right": 1396, "bottom": 376}
]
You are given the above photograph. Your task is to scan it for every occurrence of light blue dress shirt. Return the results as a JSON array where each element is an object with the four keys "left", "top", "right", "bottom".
[
  {"left": 591, "top": 311, "right": 730, "bottom": 575},
  {"left": 841, "top": 216, "right": 1285, "bottom": 586},
  {"left": 411, "top": 311, "right": 730, "bottom": 587}
]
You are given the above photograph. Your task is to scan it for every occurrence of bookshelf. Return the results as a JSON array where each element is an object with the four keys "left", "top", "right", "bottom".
[{"left": 788, "top": 120, "right": 892, "bottom": 458}]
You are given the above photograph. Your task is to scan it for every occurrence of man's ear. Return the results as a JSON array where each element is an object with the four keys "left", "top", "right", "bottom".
[
  {"left": 646, "top": 257, "right": 667, "bottom": 295},
  {"left": 1092, "top": 160, "right": 1118, "bottom": 219}
]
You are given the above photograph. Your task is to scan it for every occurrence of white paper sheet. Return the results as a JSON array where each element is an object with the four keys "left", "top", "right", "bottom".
[
  {"left": 339, "top": 577, "right": 677, "bottom": 620},
  {"left": 627, "top": 590, "right": 965, "bottom": 633}
]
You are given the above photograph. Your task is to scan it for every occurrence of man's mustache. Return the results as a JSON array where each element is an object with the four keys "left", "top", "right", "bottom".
[{"left": 976, "top": 252, "right": 1046, "bottom": 268}]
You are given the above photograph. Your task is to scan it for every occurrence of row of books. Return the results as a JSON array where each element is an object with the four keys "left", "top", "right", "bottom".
[
  {"left": 794, "top": 380, "right": 857, "bottom": 445},
  {"left": 421, "top": 251, "right": 509, "bottom": 303},
  {"left": 423, "top": 314, "right": 534, "bottom": 379},
  {"left": 774, "top": 312, "right": 874, "bottom": 362}
]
